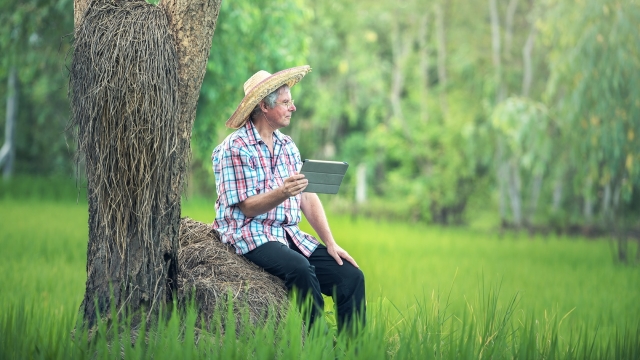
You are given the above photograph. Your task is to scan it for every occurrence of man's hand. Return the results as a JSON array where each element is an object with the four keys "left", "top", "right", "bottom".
[
  {"left": 281, "top": 172, "right": 308, "bottom": 197},
  {"left": 326, "top": 243, "right": 359, "bottom": 268}
]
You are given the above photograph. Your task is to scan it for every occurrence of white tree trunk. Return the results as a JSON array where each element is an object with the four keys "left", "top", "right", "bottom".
[
  {"left": 552, "top": 177, "right": 563, "bottom": 212},
  {"left": 583, "top": 177, "right": 594, "bottom": 223},
  {"left": 521, "top": 24, "right": 536, "bottom": 97},
  {"left": 489, "top": 0, "right": 505, "bottom": 103},
  {"left": 0, "top": 67, "right": 17, "bottom": 179},
  {"left": 507, "top": 160, "right": 522, "bottom": 226},
  {"left": 356, "top": 163, "right": 367, "bottom": 204}
]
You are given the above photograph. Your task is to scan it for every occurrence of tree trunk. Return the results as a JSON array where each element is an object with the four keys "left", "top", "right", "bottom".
[
  {"left": 504, "top": 0, "right": 520, "bottom": 63},
  {"left": 583, "top": 177, "right": 594, "bottom": 224},
  {"left": 507, "top": 160, "right": 522, "bottom": 227},
  {"left": 355, "top": 163, "right": 367, "bottom": 205},
  {"left": 527, "top": 173, "right": 542, "bottom": 226},
  {"left": 496, "top": 140, "right": 508, "bottom": 224},
  {"left": 489, "top": 0, "right": 508, "bottom": 226},
  {"left": 552, "top": 176, "right": 563, "bottom": 212},
  {"left": 73, "top": 0, "right": 221, "bottom": 331},
  {"left": 417, "top": 13, "right": 429, "bottom": 123},
  {"left": 390, "top": 19, "right": 410, "bottom": 134},
  {"left": 488, "top": 0, "right": 505, "bottom": 103},
  {"left": 0, "top": 67, "right": 17, "bottom": 179},
  {"left": 434, "top": 0, "right": 448, "bottom": 115},
  {"left": 521, "top": 23, "right": 536, "bottom": 97}
]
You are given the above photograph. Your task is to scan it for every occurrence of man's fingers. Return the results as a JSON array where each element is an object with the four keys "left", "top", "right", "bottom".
[
  {"left": 331, "top": 252, "right": 344, "bottom": 266},
  {"left": 345, "top": 255, "right": 359, "bottom": 268},
  {"left": 342, "top": 250, "right": 359, "bottom": 268}
]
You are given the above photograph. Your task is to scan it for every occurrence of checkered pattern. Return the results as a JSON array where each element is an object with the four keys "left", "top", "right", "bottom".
[{"left": 212, "top": 121, "right": 320, "bottom": 257}]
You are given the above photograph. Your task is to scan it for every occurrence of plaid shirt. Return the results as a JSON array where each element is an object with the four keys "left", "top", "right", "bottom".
[{"left": 211, "top": 120, "right": 320, "bottom": 257}]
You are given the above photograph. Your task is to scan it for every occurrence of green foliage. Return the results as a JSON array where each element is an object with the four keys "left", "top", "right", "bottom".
[
  {"left": 541, "top": 0, "right": 640, "bottom": 223},
  {"left": 191, "top": 0, "right": 311, "bottom": 172},
  {"left": 0, "top": 0, "right": 74, "bottom": 175},
  {"left": 2, "top": 0, "right": 639, "bottom": 230}
]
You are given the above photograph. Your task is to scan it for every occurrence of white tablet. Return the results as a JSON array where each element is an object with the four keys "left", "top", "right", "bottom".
[{"left": 299, "top": 159, "right": 349, "bottom": 194}]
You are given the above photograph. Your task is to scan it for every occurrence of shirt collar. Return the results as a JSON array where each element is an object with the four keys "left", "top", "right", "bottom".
[{"left": 245, "top": 119, "right": 289, "bottom": 145}]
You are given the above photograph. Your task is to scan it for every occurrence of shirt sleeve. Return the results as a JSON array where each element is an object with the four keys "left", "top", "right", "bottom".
[{"left": 216, "top": 144, "right": 260, "bottom": 207}]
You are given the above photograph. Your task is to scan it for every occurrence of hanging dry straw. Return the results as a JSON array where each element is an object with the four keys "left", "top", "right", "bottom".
[
  {"left": 177, "top": 218, "right": 288, "bottom": 330},
  {"left": 69, "top": 0, "right": 179, "bottom": 258},
  {"left": 69, "top": 0, "right": 288, "bottom": 334}
]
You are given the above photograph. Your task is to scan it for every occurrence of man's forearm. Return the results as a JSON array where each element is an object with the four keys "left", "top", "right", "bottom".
[
  {"left": 238, "top": 188, "right": 288, "bottom": 217},
  {"left": 238, "top": 173, "right": 308, "bottom": 217},
  {"left": 301, "top": 193, "right": 336, "bottom": 246}
]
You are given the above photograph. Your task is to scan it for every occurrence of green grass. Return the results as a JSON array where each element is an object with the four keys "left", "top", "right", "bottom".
[{"left": 1, "top": 196, "right": 639, "bottom": 358}]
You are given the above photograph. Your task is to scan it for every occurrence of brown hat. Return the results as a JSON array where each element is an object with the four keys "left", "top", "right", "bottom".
[{"left": 225, "top": 65, "right": 312, "bottom": 129}]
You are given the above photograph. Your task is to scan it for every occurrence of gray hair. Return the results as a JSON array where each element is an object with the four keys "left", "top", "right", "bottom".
[{"left": 249, "top": 85, "right": 289, "bottom": 121}]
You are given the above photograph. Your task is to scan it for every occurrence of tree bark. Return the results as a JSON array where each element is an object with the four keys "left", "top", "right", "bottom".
[
  {"left": 0, "top": 67, "right": 17, "bottom": 179},
  {"left": 74, "top": 0, "right": 221, "bottom": 330}
]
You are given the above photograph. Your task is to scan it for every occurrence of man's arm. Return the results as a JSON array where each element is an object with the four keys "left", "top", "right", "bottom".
[
  {"left": 300, "top": 192, "right": 359, "bottom": 267},
  {"left": 238, "top": 173, "right": 307, "bottom": 217}
]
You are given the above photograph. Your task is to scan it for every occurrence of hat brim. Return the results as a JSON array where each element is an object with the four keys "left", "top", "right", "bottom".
[{"left": 225, "top": 65, "right": 312, "bottom": 129}]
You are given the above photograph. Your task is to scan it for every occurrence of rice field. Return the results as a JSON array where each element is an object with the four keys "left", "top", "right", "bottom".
[{"left": 1, "top": 194, "right": 639, "bottom": 358}]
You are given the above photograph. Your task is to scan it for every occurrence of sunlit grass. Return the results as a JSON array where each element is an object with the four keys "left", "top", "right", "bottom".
[{"left": 1, "top": 198, "right": 639, "bottom": 358}]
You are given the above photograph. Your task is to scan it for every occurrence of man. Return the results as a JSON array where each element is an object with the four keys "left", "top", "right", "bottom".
[{"left": 211, "top": 65, "right": 365, "bottom": 332}]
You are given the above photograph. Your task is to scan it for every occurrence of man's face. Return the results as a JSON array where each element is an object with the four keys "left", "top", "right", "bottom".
[{"left": 264, "top": 87, "right": 296, "bottom": 129}]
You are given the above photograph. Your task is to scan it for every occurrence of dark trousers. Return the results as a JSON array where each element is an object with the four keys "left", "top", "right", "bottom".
[{"left": 243, "top": 235, "right": 366, "bottom": 331}]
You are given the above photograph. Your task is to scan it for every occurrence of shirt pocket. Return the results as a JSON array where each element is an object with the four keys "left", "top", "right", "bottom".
[{"left": 283, "top": 153, "right": 301, "bottom": 175}]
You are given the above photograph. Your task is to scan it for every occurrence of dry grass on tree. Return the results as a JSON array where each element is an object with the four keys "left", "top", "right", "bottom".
[
  {"left": 178, "top": 218, "right": 288, "bottom": 330},
  {"left": 69, "top": 0, "right": 180, "bottom": 257}
]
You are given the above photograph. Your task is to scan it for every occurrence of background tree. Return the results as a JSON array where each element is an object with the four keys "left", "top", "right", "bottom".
[{"left": 541, "top": 0, "right": 640, "bottom": 228}]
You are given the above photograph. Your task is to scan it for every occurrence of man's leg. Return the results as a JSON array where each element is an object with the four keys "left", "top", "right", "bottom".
[
  {"left": 292, "top": 243, "right": 366, "bottom": 332},
  {"left": 243, "top": 241, "right": 324, "bottom": 326}
]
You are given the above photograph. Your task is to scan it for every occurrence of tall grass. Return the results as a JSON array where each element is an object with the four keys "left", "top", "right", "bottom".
[
  {"left": 2, "top": 285, "right": 638, "bottom": 359},
  {"left": 1, "top": 189, "right": 639, "bottom": 358}
]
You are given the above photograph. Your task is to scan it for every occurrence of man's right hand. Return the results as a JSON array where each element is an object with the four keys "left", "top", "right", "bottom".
[
  {"left": 238, "top": 172, "right": 308, "bottom": 217},
  {"left": 281, "top": 172, "right": 308, "bottom": 197}
]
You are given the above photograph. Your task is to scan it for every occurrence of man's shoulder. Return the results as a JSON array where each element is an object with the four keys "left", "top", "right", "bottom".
[
  {"left": 221, "top": 128, "right": 252, "bottom": 149},
  {"left": 213, "top": 128, "right": 252, "bottom": 160}
]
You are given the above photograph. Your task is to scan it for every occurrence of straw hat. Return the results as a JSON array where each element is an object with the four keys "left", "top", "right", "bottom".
[{"left": 225, "top": 65, "right": 312, "bottom": 129}]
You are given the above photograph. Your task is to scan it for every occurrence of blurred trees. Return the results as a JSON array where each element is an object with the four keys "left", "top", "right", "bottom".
[
  {"left": 541, "top": 0, "right": 640, "bottom": 229},
  {"left": 0, "top": 0, "right": 74, "bottom": 176},
  {"left": 1, "top": 0, "right": 638, "bottom": 232}
]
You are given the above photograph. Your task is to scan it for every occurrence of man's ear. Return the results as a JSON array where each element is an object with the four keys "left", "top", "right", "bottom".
[{"left": 259, "top": 101, "right": 268, "bottom": 112}]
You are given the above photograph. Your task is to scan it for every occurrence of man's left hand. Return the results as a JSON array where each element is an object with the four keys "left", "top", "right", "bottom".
[{"left": 327, "top": 243, "right": 359, "bottom": 268}]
